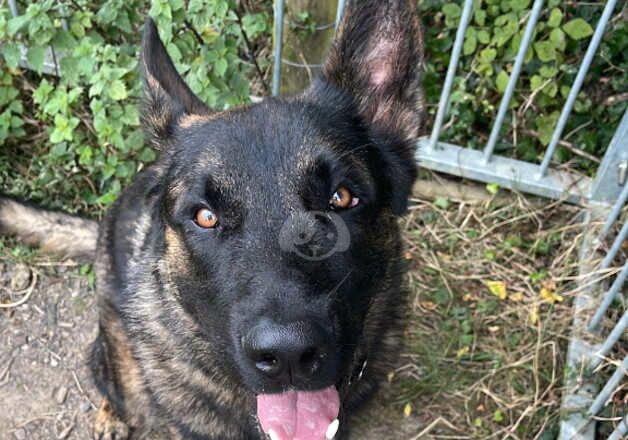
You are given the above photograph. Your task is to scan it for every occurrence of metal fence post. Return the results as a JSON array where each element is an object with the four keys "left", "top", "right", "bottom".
[
  {"left": 426, "top": 0, "right": 473, "bottom": 152},
  {"left": 483, "top": 0, "right": 543, "bottom": 163},
  {"left": 589, "top": 109, "right": 628, "bottom": 205},
  {"left": 272, "top": 0, "right": 286, "bottom": 96},
  {"left": 537, "top": 0, "right": 620, "bottom": 179}
]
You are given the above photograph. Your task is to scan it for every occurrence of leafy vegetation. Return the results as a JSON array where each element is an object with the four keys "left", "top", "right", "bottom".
[
  {"left": 420, "top": 0, "right": 627, "bottom": 169},
  {"left": 1, "top": 0, "right": 271, "bottom": 216},
  {"left": 0, "top": 0, "right": 626, "bottom": 216}
]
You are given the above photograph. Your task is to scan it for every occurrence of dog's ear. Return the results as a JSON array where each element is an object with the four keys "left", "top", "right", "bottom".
[
  {"left": 319, "top": 0, "right": 423, "bottom": 215},
  {"left": 321, "top": 0, "right": 423, "bottom": 142},
  {"left": 140, "top": 18, "right": 210, "bottom": 148}
]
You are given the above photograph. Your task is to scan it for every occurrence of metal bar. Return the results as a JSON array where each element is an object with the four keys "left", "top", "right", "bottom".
[
  {"left": 57, "top": 1, "right": 69, "bottom": 31},
  {"left": 8, "top": 0, "right": 18, "bottom": 17},
  {"left": 590, "top": 109, "right": 628, "bottom": 205},
  {"left": 538, "top": 0, "right": 619, "bottom": 178},
  {"left": 417, "top": 138, "right": 591, "bottom": 203},
  {"left": 272, "top": 0, "right": 286, "bottom": 96},
  {"left": 335, "top": 0, "right": 346, "bottom": 30},
  {"left": 590, "top": 309, "right": 628, "bottom": 370},
  {"left": 599, "top": 181, "right": 628, "bottom": 241},
  {"left": 588, "top": 260, "right": 628, "bottom": 331},
  {"left": 600, "top": 220, "right": 628, "bottom": 270},
  {"left": 558, "top": 208, "right": 605, "bottom": 440},
  {"left": 589, "top": 354, "right": 628, "bottom": 416},
  {"left": 483, "top": 0, "right": 543, "bottom": 163},
  {"left": 426, "top": 0, "right": 473, "bottom": 152},
  {"left": 608, "top": 415, "right": 628, "bottom": 440}
]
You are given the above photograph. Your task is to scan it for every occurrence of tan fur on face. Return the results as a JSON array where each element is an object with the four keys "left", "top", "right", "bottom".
[{"left": 178, "top": 113, "right": 215, "bottom": 128}]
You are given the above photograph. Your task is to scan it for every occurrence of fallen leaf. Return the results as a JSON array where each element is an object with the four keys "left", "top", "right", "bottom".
[
  {"left": 403, "top": 402, "right": 412, "bottom": 417},
  {"left": 486, "top": 281, "right": 507, "bottom": 300},
  {"left": 463, "top": 293, "right": 473, "bottom": 301},
  {"left": 540, "top": 287, "right": 563, "bottom": 304},
  {"left": 421, "top": 301, "right": 438, "bottom": 311},
  {"left": 457, "top": 346, "right": 470, "bottom": 358},
  {"left": 510, "top": 292, "right": 524, "bottom": 302},
  {"left": 387, "top": 371, "right": 395, "bottom": 383},
  {"left": 529, "top": 304, "right": 539, "bottom": 324},
  {"left": 488, "top": 325, "right": 500, "bottom": 333}
]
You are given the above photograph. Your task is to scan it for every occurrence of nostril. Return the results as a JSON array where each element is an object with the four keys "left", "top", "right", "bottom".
[
  {"left": 299, "top": 347, "right": 325, "bottom": 374},
  {"left": 300, "top": 347, "right": 318, "bottom": 365},
  {"left": 254, "top": 353, "right": 282, "bottom": 376}
]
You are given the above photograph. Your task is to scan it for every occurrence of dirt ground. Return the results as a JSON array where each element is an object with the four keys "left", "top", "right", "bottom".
[
  {"left": 0, "top": 262, "right": 99, "bottom": 440},
  {"left": 0, "top": 261, "right": 423, "bottom": 440}
]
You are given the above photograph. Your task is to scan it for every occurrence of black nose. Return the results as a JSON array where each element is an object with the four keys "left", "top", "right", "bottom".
[{"left": 243, "top": 321, "right": 335, "bottom": 385}]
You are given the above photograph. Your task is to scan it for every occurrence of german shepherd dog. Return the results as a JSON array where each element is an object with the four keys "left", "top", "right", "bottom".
[{"left": 0, "top": 0, "right": 423, "bottom": 438}]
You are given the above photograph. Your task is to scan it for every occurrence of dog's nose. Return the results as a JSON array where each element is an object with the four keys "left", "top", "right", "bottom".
[{"left": 243, "top": 321, "right": 334, "bottom": 383}]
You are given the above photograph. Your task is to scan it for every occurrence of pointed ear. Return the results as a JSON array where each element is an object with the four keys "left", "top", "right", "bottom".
[
  {"left": 321, "top": 0, "right": 424, "bottom": 142},
  {"left": 140, "top": 18, "right": 210, "bottom": 148}
]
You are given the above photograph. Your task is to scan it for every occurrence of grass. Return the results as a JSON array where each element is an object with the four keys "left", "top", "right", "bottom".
[{"left": 381, "top": 183, "right": 627, "bottom": 439}]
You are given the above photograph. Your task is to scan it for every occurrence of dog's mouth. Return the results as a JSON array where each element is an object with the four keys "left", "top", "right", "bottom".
[{"left": 256, "top": 385, "right": 340, "bottom": 440}]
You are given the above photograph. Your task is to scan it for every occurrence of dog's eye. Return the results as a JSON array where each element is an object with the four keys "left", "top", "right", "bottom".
[
  {"left": 194, "top": 208, "right": 218, "bottom": 229},
  {"left": 330, "top": 186, "right": 359, "bottom": 210}
]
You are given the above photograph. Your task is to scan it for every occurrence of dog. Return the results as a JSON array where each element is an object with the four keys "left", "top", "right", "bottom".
[{"left": 0, "top": 0, "right": 423, "bottom": 438}]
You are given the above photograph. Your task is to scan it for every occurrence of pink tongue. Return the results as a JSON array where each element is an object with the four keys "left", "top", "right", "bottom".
[{"left": 257, "top": 386, "right": 340, "bottom": 440}]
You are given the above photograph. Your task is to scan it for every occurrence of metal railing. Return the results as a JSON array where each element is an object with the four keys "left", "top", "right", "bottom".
[{"left": 270, "top": 0, "right": 627, "bottom": 438}]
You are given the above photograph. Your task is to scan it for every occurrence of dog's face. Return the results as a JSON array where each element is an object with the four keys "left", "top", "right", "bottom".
[{"left": 140, "top": 1, "right": 422, "bottom": 437}]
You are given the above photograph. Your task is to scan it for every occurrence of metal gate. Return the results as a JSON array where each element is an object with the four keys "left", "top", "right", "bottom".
[{"left": 270, "top": 0, "right": 627, "bottom": 438}]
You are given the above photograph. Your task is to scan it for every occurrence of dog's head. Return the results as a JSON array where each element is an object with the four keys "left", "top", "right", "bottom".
[{"left": 141, "top": 1, "right": 422, "bottom": 438}]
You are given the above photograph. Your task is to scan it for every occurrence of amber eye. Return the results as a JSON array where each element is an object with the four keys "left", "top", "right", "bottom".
[
  {"left": 330, "top": 186, "right": 359, "bottom": 210},
  {"left": 194, "top": 208, "right": 218, "bottom": 229}
]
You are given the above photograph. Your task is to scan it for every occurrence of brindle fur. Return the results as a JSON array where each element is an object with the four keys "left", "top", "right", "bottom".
[{"left": 0, "top": 1, "right": 423, "bottom": 438}]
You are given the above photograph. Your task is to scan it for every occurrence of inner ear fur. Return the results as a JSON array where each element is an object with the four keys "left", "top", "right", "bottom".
[
  {"left": 320, "top": 0, "right": 424, "bottom": 142},
  {"left": 140, "top": 18, "right": 210, "bottom": 147}
]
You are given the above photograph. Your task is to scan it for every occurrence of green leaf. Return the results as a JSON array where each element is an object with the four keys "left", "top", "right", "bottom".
[
  {"left": 7, "top": 15, "right": 29, "bottom": 36},
  {"left": 480, "top": 48, "right": 497, "bottom": 63},
  {"left": 486, "top": 183, "right": 500, "bottom": 195},
  {"left": 563, "top": 18, "right": 593, "bottom": 40},
  {"left": 496, "top": 70, "right": 509, "bottom": 93},
  {"left": 434, "top": 197, "right": 450, "bottom": 209},
  {"left": 33, "top": 79, "right": 54, "bottom": 105},
  {"left": 464, "top": 28, "right": 477, "bottom": 55},
  {"left": 214, "top": 58, "right": 228, "bottom": 77},
  {"left": 530, "top": 74, "right": 545, "bottom": 90},
  {"left": 108, "top": 80, "right": 128, "bottom": 101},
  {"left": 494, "top": 409, "right": 505, "bottom": 423},
  {"left": 534, "top": 41, "right": 556, "bottom": 62},
  {"left": 442, "top": 3, "right": 462, "bottom": 27},
  {"left": 539, "top": 65, "right": 557, "bottom": 78},
  {"left": 477, "top": 29, "right": 490, "bottom": 44},
  {"left": 27, "top": 46, "right": 46, "bottom": 73},
  {"left": 547, "top": 8, "right": 562, "bottom": 28},
  {"left": 549, "top": 28, "right": 566, "bottom": 51},
  {"left": 535, "top": 111, "right": 560, "bottom": 145},
  {"left": 51, "top": 31, "right": 77, "bottom": 51},
  {"left": 2, "top": 43, "right": 21, "bottom": 70},
  {"left": 509, "top": 0, "right": 531, "bottom": 12},
  {"left": 474, "top": 9, "right": 486, "bottom": 26}
]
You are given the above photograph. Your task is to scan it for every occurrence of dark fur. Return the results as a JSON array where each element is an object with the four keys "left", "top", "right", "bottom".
[{"left": 0, "top": 1, "right": 423, "bottom": 438}]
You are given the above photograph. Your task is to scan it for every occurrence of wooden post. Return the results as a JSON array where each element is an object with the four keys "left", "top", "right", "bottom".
[{"left": 275, "top": 0, "right": 339, "bottom": 95}]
